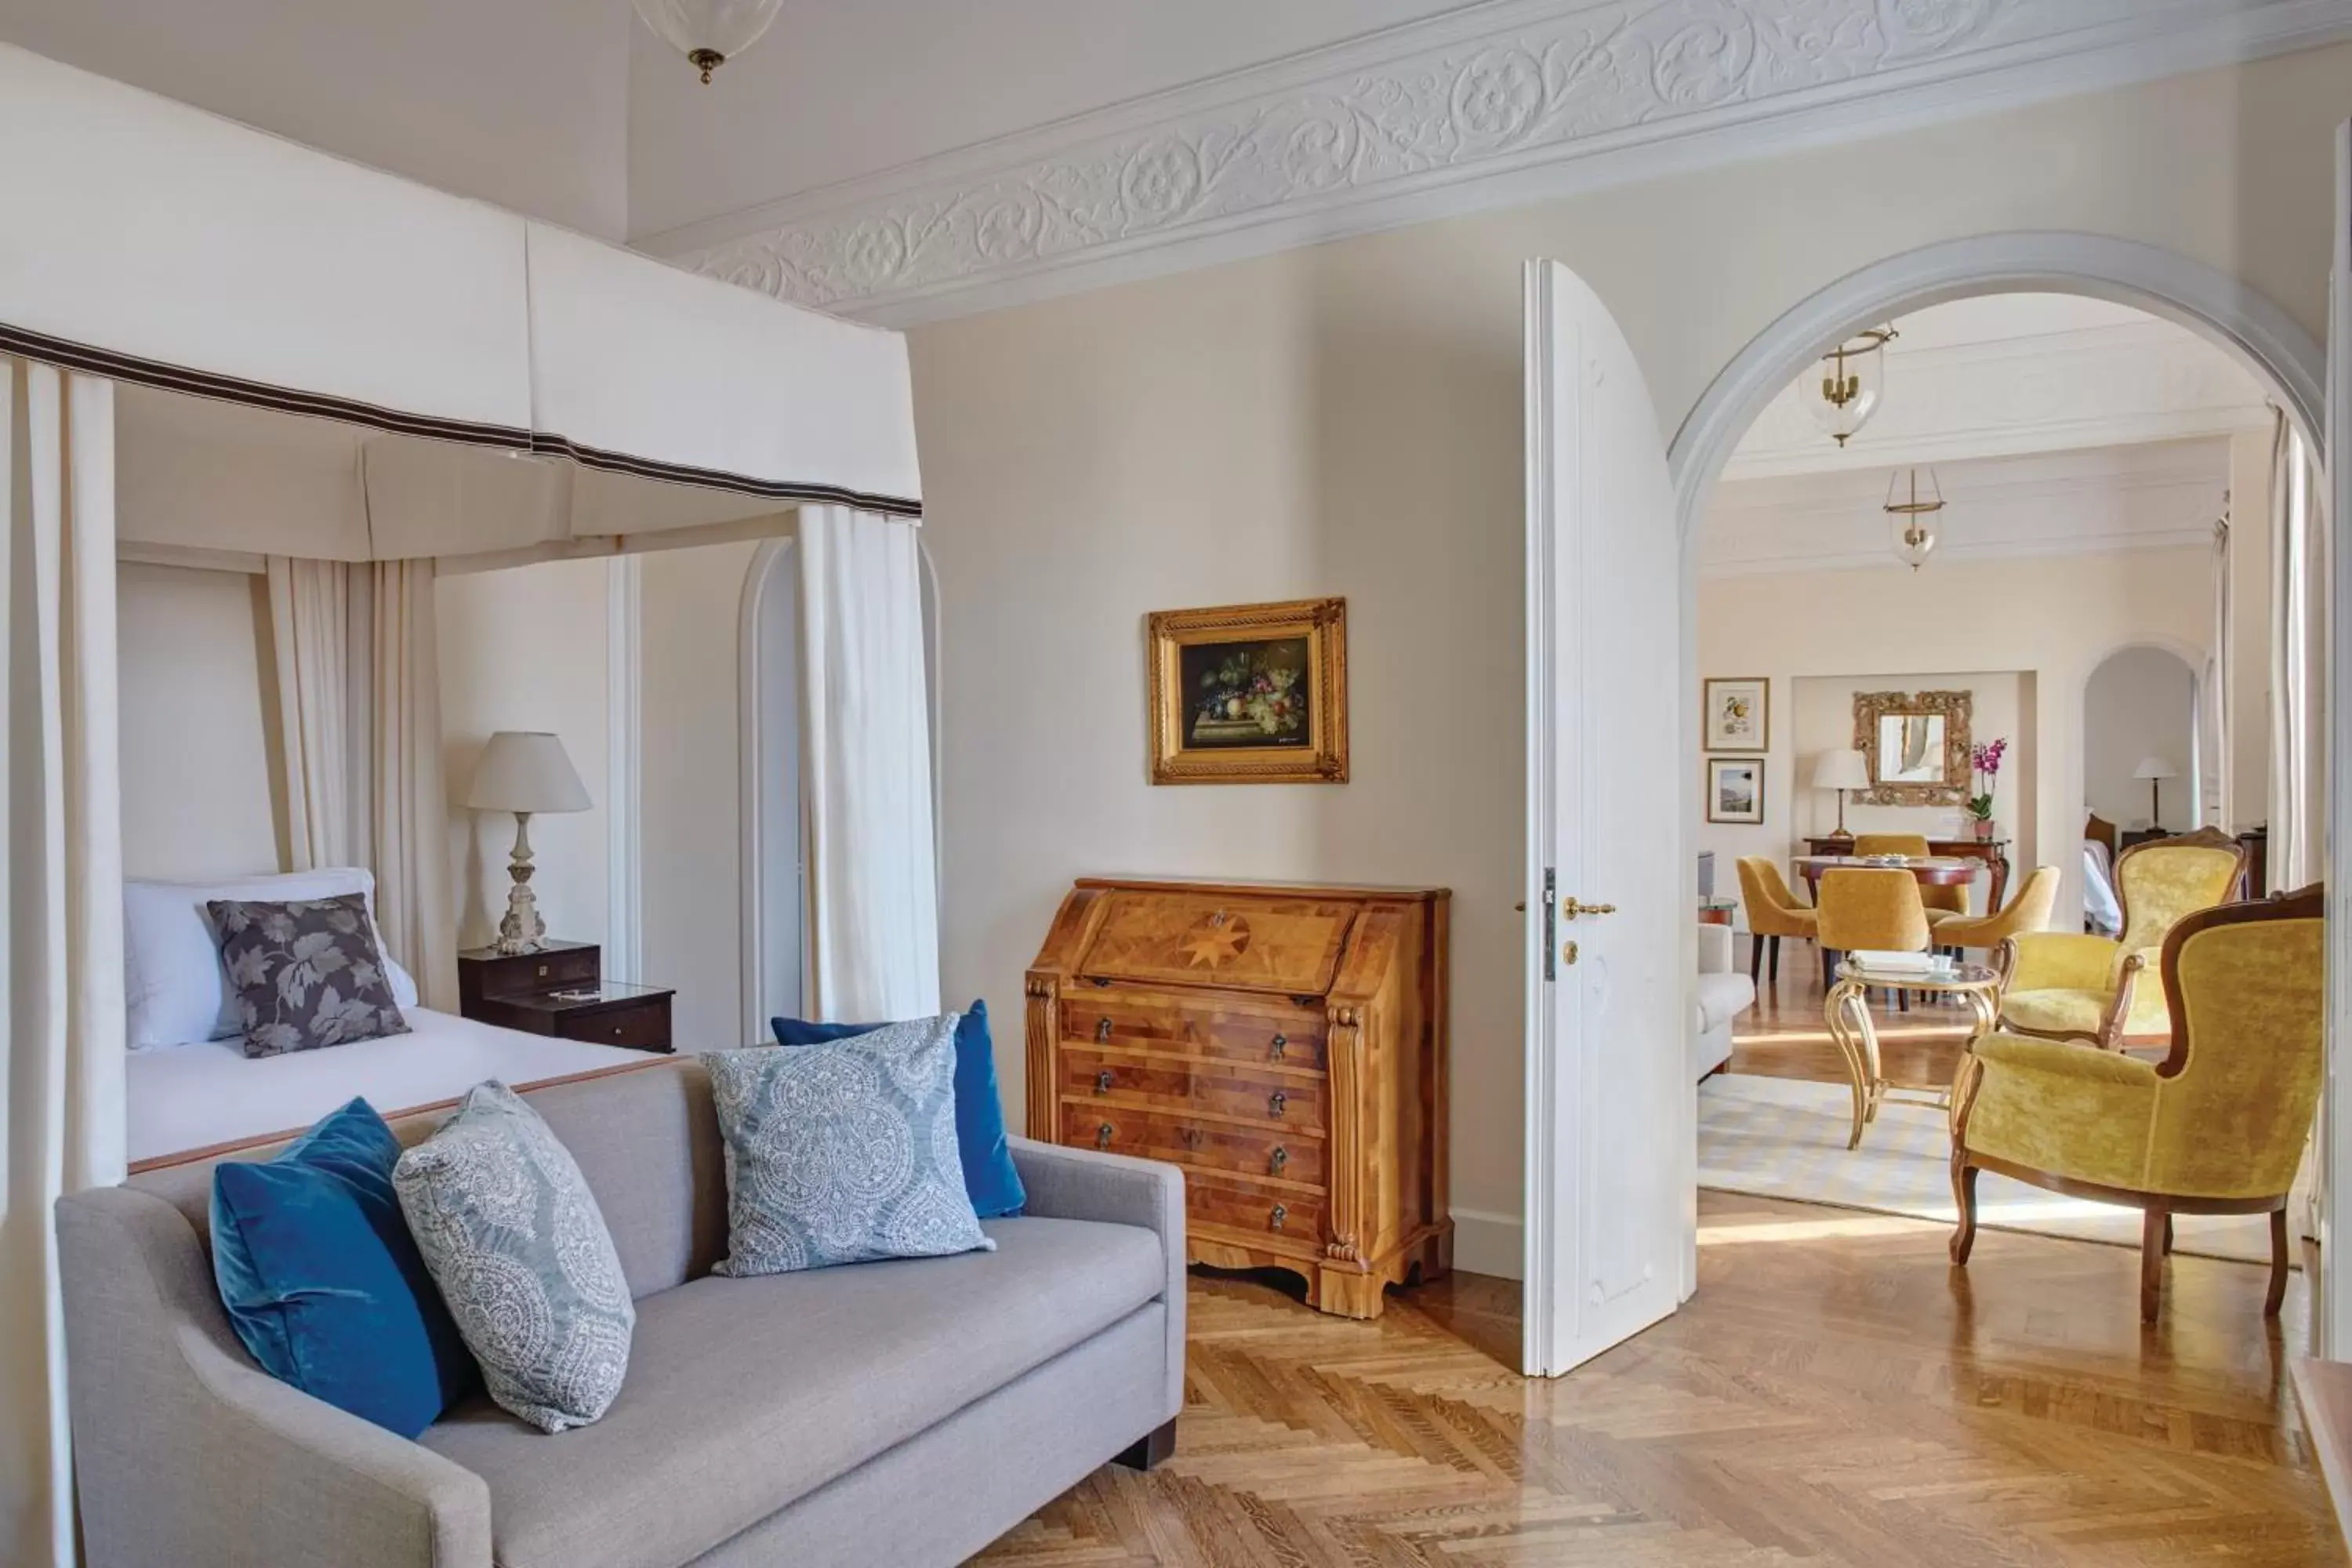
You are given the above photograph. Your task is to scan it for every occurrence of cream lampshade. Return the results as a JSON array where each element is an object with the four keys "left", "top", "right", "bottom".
[
  {"left": 1811, "top": 749, "right": 1871, "bottom": 838},
  {"left": 2133, "top": 756, "right": 2180, "bottom": 829},
  {"left": 466, "top": 731, "right": 591, "bottom": 955}
]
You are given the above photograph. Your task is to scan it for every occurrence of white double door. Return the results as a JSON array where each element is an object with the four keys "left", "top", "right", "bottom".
[{"left": 1521, "top": 260, "right": 1690, "bottom": 1377}]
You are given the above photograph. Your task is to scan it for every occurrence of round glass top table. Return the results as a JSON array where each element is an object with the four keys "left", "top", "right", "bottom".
[{"left": 1824, "top": 956, "right": 2000, "bottom": 1150}]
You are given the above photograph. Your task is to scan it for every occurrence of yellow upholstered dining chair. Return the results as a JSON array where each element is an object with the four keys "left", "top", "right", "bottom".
[
  {"left": 1951, "top": 886, "right": 2323, "bottom": 1322},
  {"left": 1814, "top": 867, "right": 1930, "bottom": 997},
  {"left": 1854, "top": 832, "right": 1969, "bottom": 918},
  {"left": 1995, "top": 828, "right": 2247, "bottom": 1051},
  {"left": 1933, "top": 866, "right": 2058, "bottom": 956},
  {"left": 1734, "top": 856, "right": 1817, "bottom": 989}
]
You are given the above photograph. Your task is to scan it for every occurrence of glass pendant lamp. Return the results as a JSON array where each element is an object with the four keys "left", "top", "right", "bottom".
[
  {"left": 1884, "top": 466, "right": 1944, "bottom": 571},
  {"left": 633, "top": 0, "right": 785, "bottom": 83},
  {"left": 1809, "top": 327, "right": 1896, "bottom": 446}
]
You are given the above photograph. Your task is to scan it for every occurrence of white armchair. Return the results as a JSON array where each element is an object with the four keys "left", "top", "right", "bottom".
[{"left": 1694, "top": 922, "right": 1755, "bottom": 1079}]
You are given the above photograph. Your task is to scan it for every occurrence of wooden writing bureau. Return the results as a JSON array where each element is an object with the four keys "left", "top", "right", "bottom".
[{"left": 1026, "top": 877, "right": 1450, "bottom": 1319}]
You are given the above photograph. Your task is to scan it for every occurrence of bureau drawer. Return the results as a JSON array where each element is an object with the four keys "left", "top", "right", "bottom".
[
  {"left": 1061, "top": 1046, "right": 1323, "bottom": 1131},
  {"left": 1062, "top": 985, "right": 1323, "bottom": 1071},
  {"left": 556, "top": 998, "right": 671, "bottom": 1052},
  {"left": 1059, "top": 1101, "right": 1325, "bottom": 1188},
  {"left": 1187, "top": 1173, "right": 1327, "bottom": 1248}
]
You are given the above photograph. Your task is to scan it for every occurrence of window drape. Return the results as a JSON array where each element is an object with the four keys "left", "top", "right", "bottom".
[
  {"left": 2269, "top": 410, "right": 2328, "bottom": 892},
  {"left": 0, "top": 359, "right": 125, "bottom": 1568},
  {"left": 796, "top": 506, "right": 939, "bottom": 1022}
]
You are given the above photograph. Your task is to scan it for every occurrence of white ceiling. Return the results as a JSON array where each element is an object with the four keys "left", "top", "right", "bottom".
[
  {"left": 625, "top": 1, "right": 1479, "bottom": 239},
  {"left": 1704, "top": 294, "right": 2264, "bottom": 575}
]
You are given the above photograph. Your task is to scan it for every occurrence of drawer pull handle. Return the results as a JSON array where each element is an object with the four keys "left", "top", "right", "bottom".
[
  {"left": 1269, "top": 1203, "right": 1287, "bottom": 1231},
  {"left": 1095, "top": 1017, "right": 1114, "bottom": 1042},
  {"left": 1270, "top": 1145, "right": 1289, "bottom": 1173},
  {"left": 1180, "top": 1127, "right": 1204, "bottom": 1151},
  {"left": 1269, "top": 1090, "right": 1287, "bottom": 1119},
  {"left": 1095, "top": 1123, "right": 1115, "bottom": 1149},
  {"left": 1094, "top": 1069, "right": 1114, "bottom": 1094},
  {"left": 1270, "top": 1032, "right": 1287, "bottom": 1060},
  {"left": 612, "top": 1026, "right": 623, "bottom": 1038}
]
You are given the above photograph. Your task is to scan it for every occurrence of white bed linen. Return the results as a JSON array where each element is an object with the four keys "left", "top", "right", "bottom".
[{"left": 127, "top": 1007, "right": 656, "bottom": 1165}]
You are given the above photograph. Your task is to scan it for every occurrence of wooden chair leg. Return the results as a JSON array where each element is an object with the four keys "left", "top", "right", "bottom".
[
  {"left": 1949, "top": 1157, "right": 1978, "bottom": 1264},
  {"left": 1749, "top": 934, "right": 1762, "bottom": 985},
  {"left": 1769, "top": 935, "right": 1782, "bottom": 985},
  {"left": 2161, "top": 1214, "right": 2174, "bottom": 1255},
  {"left": 2267, "top": 1208, "right": 2291, "bottom": 1318},
  {"left": 2140, "top": 1207, "right": 2167, "bottom": 1323}
]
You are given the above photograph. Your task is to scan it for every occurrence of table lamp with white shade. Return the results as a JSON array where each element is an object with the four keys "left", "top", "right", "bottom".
[
  {"left": 466, "top": 731, "right": 591, "bottom": 955},
  {"left": 1811, "top": 749, "right": 1871, "bottom": 839},
  {"left": 2133, "top": 756, "right": 2180, "bottom": 829}
]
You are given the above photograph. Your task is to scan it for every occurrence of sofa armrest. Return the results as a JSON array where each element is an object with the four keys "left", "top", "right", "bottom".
[
  {"left": 56, "top": 1185, "right": 492, "bottom": 1568},
  {"left": 1697, "top": 923, "right": 1733, "bottom": 975},
  {"left": 1008, "top": 1137, "right": 1185, "bottom": 1423}
]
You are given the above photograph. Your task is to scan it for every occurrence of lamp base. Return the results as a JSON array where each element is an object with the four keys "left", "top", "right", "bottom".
[{"left": 492, "top": 811, "right": 547, "bottom": 956}]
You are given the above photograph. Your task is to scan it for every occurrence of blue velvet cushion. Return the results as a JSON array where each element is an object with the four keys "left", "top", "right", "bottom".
[
  {"left": 771, "top": 1000, "right": 1026, "bottom": 1218},
  {"left": 210, "top": 1097, "right": 477, "bottom": 1438}
]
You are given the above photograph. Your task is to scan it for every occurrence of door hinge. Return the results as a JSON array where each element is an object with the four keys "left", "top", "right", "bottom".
[{"left": 1541, "top": 869, "right": 1557, "bottom": 982}]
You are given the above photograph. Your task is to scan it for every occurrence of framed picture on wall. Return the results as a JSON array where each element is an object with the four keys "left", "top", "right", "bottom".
[
  {"left": 1702, "top": 677, "right": 1769, "bottom": 752},
  {"left": 1146, "top": 597, "right": 1348, "bottom": 784},
  {"left": 1706, "top": 757, "right": 1766, "bottom": 825}
]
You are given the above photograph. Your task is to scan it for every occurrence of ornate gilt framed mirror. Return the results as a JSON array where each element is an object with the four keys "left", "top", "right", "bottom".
[{"left": 1853, "top": 689, "right": 1972, "bottom": 806}]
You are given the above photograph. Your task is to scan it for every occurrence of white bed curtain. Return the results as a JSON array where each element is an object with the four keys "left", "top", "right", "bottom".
[
  {"left": 796, "top": 505, "right": 939, "bottom": 1022},
  {"left": 265, "top": 556, "right": 357, "bottom": 869},
  {"left": 2270, "top": 412, "right": 2328, "bottom": 892},
  {"left": 0, "top": 360, "right": 126, "bottom": 1568}
]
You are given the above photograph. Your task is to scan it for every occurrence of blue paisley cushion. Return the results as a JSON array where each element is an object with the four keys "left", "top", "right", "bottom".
[
  {"left": 392, "top": 1082, "right": 634, "bottom": 1433},
  {"left": 206, "top": 893, "right": 409, "bottom": 1058},
  {"left": 707, "top": 1015, "right": 994, "bottom": 1276}
]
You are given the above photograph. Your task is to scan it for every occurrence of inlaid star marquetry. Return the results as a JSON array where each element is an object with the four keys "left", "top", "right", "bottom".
[{"left": 1178, "top": 917, "right": 1250, "bottom": 967}]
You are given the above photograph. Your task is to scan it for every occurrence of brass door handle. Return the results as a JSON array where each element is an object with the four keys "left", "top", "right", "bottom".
[{"left": 1560, "top": 898, "right": 1617, "bottom": 920}]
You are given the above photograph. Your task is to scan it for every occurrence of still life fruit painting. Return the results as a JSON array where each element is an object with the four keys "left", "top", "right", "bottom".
[
  {"left": 1184, "top": 639, "right": 1311, "bottom": 747},
  {"left": 1147, "top": 598, "right": 1348, "bottom": 785}
]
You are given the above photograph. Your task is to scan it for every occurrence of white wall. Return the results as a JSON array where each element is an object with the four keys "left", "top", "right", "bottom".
[
  {"left": 116, "top": 563, "right": 283, "bottom": 880},
  {"left": 0, "top": 0, "right": 630, "bottom": 238},
  {"left": 2085, "top": 646, "right": 2200, "bottom": 833},
  {"left": 908, "top": 45, "right": 2352, "bottom": 1272},
  {"left": 640, "top": 540, "right": 761, "bottom": 1049},
  {"left": 437, "top": 561, "right": 612, "bottom": 953}
]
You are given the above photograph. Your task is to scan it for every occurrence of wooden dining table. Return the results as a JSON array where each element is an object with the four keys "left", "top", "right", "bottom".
[{"left": 1791, "top": 854, "right": 1980, "bottom": 906}]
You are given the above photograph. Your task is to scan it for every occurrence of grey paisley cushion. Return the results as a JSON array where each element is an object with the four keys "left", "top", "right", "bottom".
[
  {"left": 392, "top": 1082, "right": 634, "bottom": 1433},
  {"left": 207, "top": 894, "right": 410, "bottom": 1058},
  {"left": 707, "top": 1015, "right": 994, "bottom": 1276}
]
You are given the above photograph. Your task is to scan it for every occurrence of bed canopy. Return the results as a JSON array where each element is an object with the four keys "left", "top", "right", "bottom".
[{"left": 0, "top": 42, "right": 935, "bottom": 1568}]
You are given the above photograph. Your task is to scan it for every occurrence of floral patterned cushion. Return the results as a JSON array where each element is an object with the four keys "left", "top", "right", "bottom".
[
  {"left": 206, "top": 894, "right": 411, "bottom": 1058},
  {"left": 706, "top": 1016, "right": 994, "bottom": 1276},
  {"left": 392, "top": 1081, "right": 635, "bottom": 1433}
]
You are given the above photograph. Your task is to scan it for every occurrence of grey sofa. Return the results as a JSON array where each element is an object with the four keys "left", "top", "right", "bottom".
[{"left": 56, "top": 1057, "right": 1186, "bottom": 1568}]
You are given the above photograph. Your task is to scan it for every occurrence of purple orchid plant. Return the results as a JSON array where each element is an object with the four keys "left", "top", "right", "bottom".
[{"left": 1966, "top": 736, "right": 2008, "bottom": 822}]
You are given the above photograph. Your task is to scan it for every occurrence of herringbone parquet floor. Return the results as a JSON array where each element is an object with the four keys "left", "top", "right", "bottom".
[{"left": 975, "top": 1191, "right": 2342, "bottom": 1566}]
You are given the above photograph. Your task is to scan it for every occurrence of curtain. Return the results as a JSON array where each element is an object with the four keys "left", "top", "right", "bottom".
[
  {"left": 368, "top": 560, "right": 457, "bottom": 1011},
  {"left": 263, "top": 556, "right": 356, "bottom": 869},
  {"left": 2270, "top": 411, "right": 2328, "bottom": 892},
  {"left": 0, "top": 360, "right": 125, "bottom": 1568},
  {"left": 796, "top": 506, "right": 939, "bottom": 1022},
  {"left": 2211, "top": 515, "right": 2232, "bottom": 833}
]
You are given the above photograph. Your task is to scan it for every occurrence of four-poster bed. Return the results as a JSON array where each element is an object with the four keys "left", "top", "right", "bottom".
[{"left": 0, "top": 40, "right": 938, "bottom": 1568}]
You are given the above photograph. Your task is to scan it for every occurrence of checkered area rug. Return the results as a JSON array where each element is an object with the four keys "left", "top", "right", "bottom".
[{"left": 1698, "top": 1073, "right": 2285, "bottom": 1266}]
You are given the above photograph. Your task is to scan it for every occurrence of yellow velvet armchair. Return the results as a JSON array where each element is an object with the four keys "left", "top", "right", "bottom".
[
  {"left": 1951, "top": 887, "right": 2323, "bottom": 1321},
  {"left": 1735, "top": 855, "right": 1817, "bottom": 989},
  {"left": 1933, "top": 866, "right": 2058, "bottom": 955},
  {"left": 1853, "top": 833, "right": 1968, "bottom": 916},
  {"left": 1995, "top": 828, "right": 2247, "bottom": 1050}
]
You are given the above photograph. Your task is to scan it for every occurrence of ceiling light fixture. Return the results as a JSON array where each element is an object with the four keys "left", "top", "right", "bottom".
[
  {"left": 1809, "top": 326, "right": 1896, "bottom": 447},
  {"left": 1883, "top": 466, "right": 1944, "bottom": 572},
  {"left": 632, "top": 0, "right": 784, "bottom": 85}
]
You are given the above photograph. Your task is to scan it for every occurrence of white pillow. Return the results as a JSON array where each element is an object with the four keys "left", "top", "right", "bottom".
[{"left": 123, "top": 868, "right": 416, "bottom": 1050}]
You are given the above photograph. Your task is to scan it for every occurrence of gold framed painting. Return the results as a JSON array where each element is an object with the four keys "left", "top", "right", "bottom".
[
  {"left": 1148, "top": 597, "right": 1348, "bottom": 785},
  {"left": 1702, "top": 677, "right": 1769, "bottom": 752}
]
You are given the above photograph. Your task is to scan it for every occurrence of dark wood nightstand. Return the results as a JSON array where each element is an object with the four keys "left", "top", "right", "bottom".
[{"left": 456, "top": 941, "right": 676, "bottom": 1054}]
